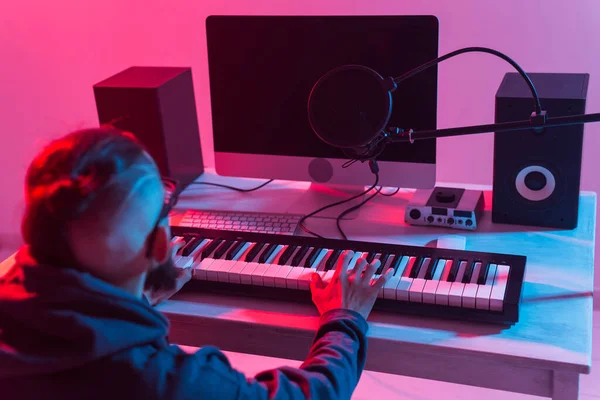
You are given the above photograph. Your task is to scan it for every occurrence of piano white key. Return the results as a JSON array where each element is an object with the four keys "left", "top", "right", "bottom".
[
  {"left": 434, "top": 259, "right": 454, "bottom": 305},
  {"left": 448, "top": 261, "right": 467, "bottom": 306},
  {"left": 476, "top": 264, "right": 498, "bottom": 310},
  {"left": 285, "top": 267, "right": 304, "bottom": 289},
  {"left": 382, "top": 256, "right": 405, "bottom": 300},
  {"left": 396, "top": 256, "right": 417, "bottom": 301},
  {"left": 490, "top": 264, "right": 511, "bottom": 311},
  {"left": 409, "top": 278, "right": 427, "bottom": 302},
  {"left": 205, "top": 259, "right": 226, "bottom": 281},
  {"left": 239, "top": 262, "right": 260, "bottom": 284},
  {"left": 274, "top": 265, "right": 293, "bottom": 288},
  {"left": 297, "top": 267, "right": 314, "bottom": 290},
  {"left": 217, "top": 242, "right": 254, "bottom": 282},
  {"left": 262, "top": 245, "right": 287, "bottom": 286},
  {"left": 251, "top": 262, "right": 271, "bottom": 286},
  {"left": 462, "top": 283, "right": 479, "bottom": 308},
  {"left": 226, "top": 261, "right": 249, "bottom": 284},
  {"left": 423, "top": 259, "right": 446, "bottom": 304},
  {"left": 193, "top": 256, "right": 217, "bottom": 280}
]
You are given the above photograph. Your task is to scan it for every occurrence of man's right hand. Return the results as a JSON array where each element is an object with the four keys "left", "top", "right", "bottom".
[{"left": 309, "top": 251, "right": 392, "bottom": 320}]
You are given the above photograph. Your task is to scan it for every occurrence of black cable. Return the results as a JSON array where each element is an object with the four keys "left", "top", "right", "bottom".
[
  {"left": 378, "top": 186, "right": 400, "bottom": 197},
  {"left": 335, "top": 173, "right": 380, "bottom": 240},
  {"left": 298, "top": 180, "right": 379, "bottom": 239},
  {"left": 191, "top": 179, "right": 274, "bottom": 192},
  {"left": 393, "top": 47, "right": 542, "bottom": 115}
]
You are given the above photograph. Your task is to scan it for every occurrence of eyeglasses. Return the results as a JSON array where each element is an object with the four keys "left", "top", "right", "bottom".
[{"left": 146, "top": 177, "right": 181, "bottom": 257}]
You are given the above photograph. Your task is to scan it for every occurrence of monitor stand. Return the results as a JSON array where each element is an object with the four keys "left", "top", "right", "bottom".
[{"left": 288, "top": 183, "right": 369, "bottom": 220}]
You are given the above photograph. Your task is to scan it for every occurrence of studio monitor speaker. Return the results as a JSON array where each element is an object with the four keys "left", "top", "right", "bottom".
[
  {"left": 492, "top": 72, "right": 589, "bottom": 229},
  {"left": 93, "top": 66, "right": 204, "bottom": 187}
]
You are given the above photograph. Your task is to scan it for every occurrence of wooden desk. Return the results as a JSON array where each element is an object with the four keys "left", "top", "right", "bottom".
[{"left": 157, "top": 171, "right": 596, "bottom": 400}]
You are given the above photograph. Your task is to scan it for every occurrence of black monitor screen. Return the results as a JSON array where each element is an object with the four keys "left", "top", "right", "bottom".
[{"left": 206, "top": 15, "right": 438, "bottom": 164}]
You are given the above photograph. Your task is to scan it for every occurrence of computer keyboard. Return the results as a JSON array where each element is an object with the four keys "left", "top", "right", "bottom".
[{"left": 177, "top": 210, "right": 302, "bottom": 235}]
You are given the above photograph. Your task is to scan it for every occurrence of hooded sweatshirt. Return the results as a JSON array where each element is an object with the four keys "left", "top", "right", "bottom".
[{"left": 0, "top": 247, "right": 368, "bottom": 400}]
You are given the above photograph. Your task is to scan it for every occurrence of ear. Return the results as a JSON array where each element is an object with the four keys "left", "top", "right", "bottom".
[{"left": 150, "top": 222, "right": 171, "bottom": 264}]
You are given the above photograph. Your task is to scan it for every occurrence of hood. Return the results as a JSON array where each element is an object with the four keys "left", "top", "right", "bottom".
[{"left": 0, "top": 246, "right": 170, "bottom": 378}]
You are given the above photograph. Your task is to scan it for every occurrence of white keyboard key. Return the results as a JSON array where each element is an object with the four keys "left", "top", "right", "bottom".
[
  {"left": 285, "top": 267, "right": 304, "bottom": 289},
  {"left": 274, "top": 265, "right": 293, "bottom": 288},
  {"left": 396, "top": 257, "right": 417, "bottom": 300},
  {"left": 422, "top": 259, "right": 446, "bottom": 304},
  {"left": 383, "top": 256, "right": 406, "bottom": 300},
  {"left": 217, "top": 242, "right": 254, "bottom": 282},
  {"left": 227, "top": 261, "right": 249, "bottom": 284},
  {"left": 297, "top": 268, "right": 314, "bottom": 290},
  {"left": 251, "top": 263, "right": 271, "bottom": 286},
  {"left": 239, "top": 262, "right": 260, "bottom": 284},
  {"left": 462, "top": 283, "right": 478, "bottom": 308},
  {"left": 434, "top": 259, "right": 454, "bottom": 305},
  {"left": 409, "top": 278, "right": 427, "bottom": 302},
  {"left": 435, "top": 280, "right": 453, "bottom": 305},
  {"left": 476, "top": 264, "right": 498, "bottom": 310},
  {"left": 215, "top": 260, "right": 238, "bottom": 282},
  {"left": 448, "top": 282, "right": 466, "bottom": 307},
  {"left": 490, "top": 264, "right": 511, "bottom": 311},
  {"left": 205, "top": 259, "right": 226, "bottom": 281},
  {"left": 194, "top": 257, "right": 217, "bottom": 280}
]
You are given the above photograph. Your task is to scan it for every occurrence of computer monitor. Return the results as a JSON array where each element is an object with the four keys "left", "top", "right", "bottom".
[{"left": 206, "top": 15, "right": 438, "bottom": 189}]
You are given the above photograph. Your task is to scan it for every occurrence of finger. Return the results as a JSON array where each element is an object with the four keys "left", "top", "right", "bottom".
[
  {"left": 175, "top": 267, "right": 193, "bottom": 290},
  {"left": 361, "top": 260, "right": 379, "bottom": 284},
  {"left": 334, "top": 250, "right": 353, "bottom": 280},
  {"left": 373, "top": 267, "right": 394, "bottom": 290},
  {"left": 351, "top": 257, "right": 368, "bottom": 282},
  {"left": 310, "top": 273, "right": 325, "bottom": 291}
]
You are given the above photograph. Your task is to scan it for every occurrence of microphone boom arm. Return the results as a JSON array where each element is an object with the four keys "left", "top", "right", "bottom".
[{"left": 390, "top": 112, "right": 600, "bottom": 143}]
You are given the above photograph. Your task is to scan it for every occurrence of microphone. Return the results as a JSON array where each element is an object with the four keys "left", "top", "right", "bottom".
[{"left": 307, "top": 47, "right": 600, "bottom": 161}]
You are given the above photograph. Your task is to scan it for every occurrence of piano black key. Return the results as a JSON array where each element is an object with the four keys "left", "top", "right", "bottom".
[
  {"left": 365, "top": 252, "right": 377, "bottom": 264},
  {"left": 387, "top": 255, "right": 403, "bottom": 275},
  {"left": 446, "top": 259, "right": 460, "bottom": 282},
  {"left": 462, "top": 261, "right": 475, "bottom": 283},
  {"left": 201, "top": 239, "right": 222, "bottom": 259},
  {"left": 410, "top": 257, "right": 425, "bottom": 278},
  {"left": 278, "top": 245, "right": 297, "bottom": 265},
  {"left": 477, "top": 262, "right": 490, "bottom": 285},
  {"left": 424, "top": 258, "right": 440, "bottom": 280},
  {"left": 245, "top": 242, "right": 265, "bottom": 262},
  {"left": 376, "top": 254, "right": 391, "bottom": 274},
  {"left": 291, "top": 246, "right": 310, "bottom": 266},
  {"left": 259, "top": 243, "right": 278, "bottom": 263},
  {"left": 225, "top": 241, "right": 246, "bottom": 260},
  {"left": 325, "top": 249, "right": 343, "bottom": 271},
  {"left": 213, "top": 240, "right": 235, "bottom": 259},
  {"left": 180, "top": 237, "right": 202, "bottom": 256},
  {"left": 302, "top": 247, "right": 321, "bottom": 268}
]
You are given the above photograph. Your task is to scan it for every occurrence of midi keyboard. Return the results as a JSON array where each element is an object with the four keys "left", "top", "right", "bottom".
[{"left": 170, "top": 226, "right": 526, "bottom": 324}]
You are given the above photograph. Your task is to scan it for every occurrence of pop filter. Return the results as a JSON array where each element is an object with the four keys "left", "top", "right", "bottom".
[{"left": 307, "top": 65, "right": 397, "bottom": 149}]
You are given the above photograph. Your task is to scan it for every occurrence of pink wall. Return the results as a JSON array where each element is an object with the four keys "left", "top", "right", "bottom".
[{"left": 1, "top": 0, "right": 599, "bottom": 289}]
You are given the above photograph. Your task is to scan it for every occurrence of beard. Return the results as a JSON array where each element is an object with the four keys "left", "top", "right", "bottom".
[{"left": 143, "top": 255, "right": 179, "bottom": 293}]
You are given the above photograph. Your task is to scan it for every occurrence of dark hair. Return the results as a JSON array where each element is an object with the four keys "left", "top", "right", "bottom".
[{"left": 21, "top": 127, "right": 151, "bottom": 267}]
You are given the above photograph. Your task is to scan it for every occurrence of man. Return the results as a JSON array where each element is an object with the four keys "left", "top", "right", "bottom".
[{"left": 0, "top": 127, "right": 391, "bottom": 399}]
